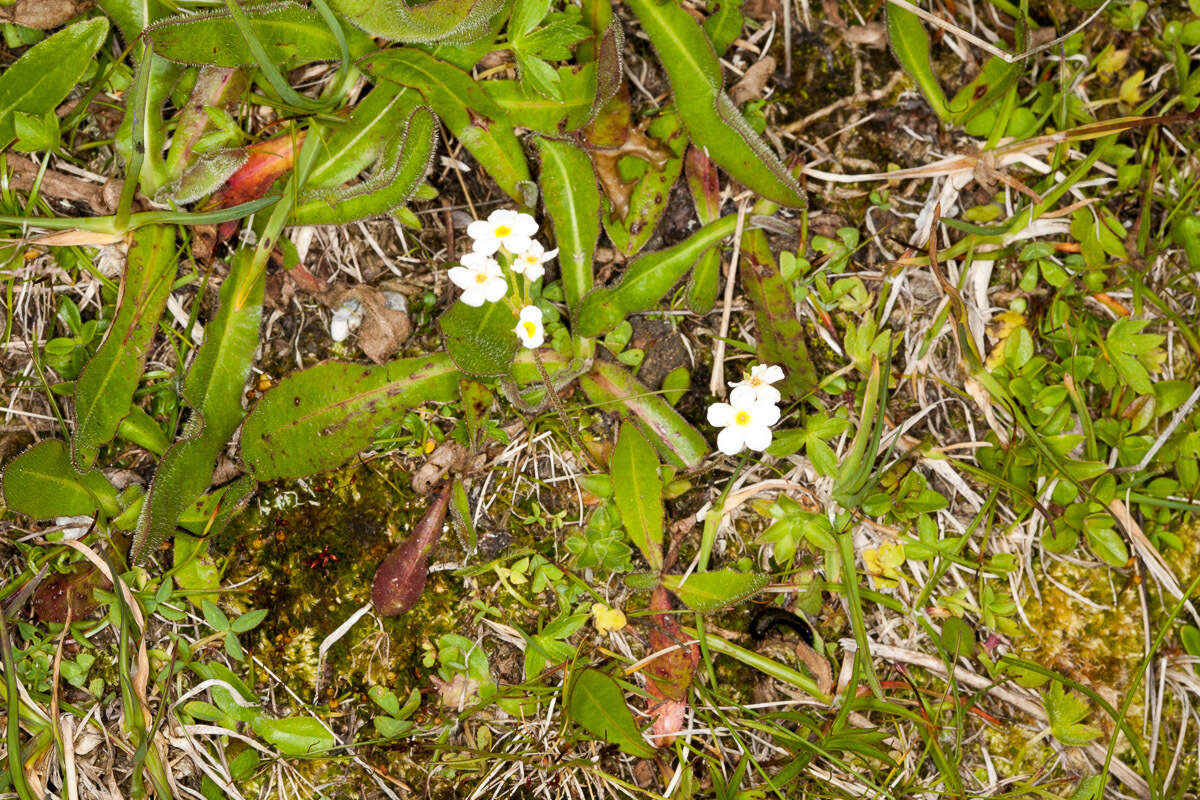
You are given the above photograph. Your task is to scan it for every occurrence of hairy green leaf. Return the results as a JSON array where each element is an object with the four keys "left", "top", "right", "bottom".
[
  {"left": 611, "top": 423, "right": 664, "bottom": 572},
  {"left": 72, "top": 225, "right": 177, "bottom": 470},
  {"left": 306, "top": 82, "right": 418, "bottom": 190},
  {"left": 145, "top": 2, "right": 374, "bottom": 67},
  {"left": 440, "top": 300, "right": 520, "bottom": 378},
  {"left": 133, "top": 247, "right": 264, "bottom": 563},
  {"left": 241, "top": 355, "right": 460, "bottom": 480},
  {"left": 330, "top": 0, "right": 505, "bottom": 43},
  {"left": 663, "top": 569, "right": 769, "bottom": 612},
  {"left": 536, "top": 138, "right": 600, "bottom": 311},
  {"left": 364, "top": 49, "right": 532, "bottom": 203}
]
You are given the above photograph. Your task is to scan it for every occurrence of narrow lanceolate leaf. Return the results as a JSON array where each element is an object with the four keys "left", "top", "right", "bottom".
[
  {"left": 2, "top": 440, "right": 120, "bottom": 520},
  {"left": 738, "top": 227, "right": 816, "bottom": 396},
  {"left": 306, "top": 82, "right": 418, "bottom": 190},
  {"left": 72, "top": 225, "right": 177, "bottom": 471},
  {"left": 885, "top": 1, "right": 950, "bottom": 121},
  {"left": 536, "top": 138, "right": 600, "bottom": 312},
  {"left": 685, "top": 145, "right": 722, "bottom": 313},
  {"left": 568, "top": 669, "right": 655, "bottom": 758},
  {"left": 363, "top": 49, "right": 531, "bottom": 203},
  {"left": 580, "top": 361, "right": 708, "bottom": 469},
  {"left": 0, "top": 17, "right": 108, "bottom": 144},
  {"left": 133, "top": 248, "right": 264, "bottom": 564},
  {"left": 662, "top": 569, "right": 769, "bottom": 612},
  {"left": 624, "top": 0, "right": 804, "bottom": 207},
  {"left": 145, "top": 2, "right": 374, "bottom": 67},
  {"left": 293, "top": 107, "right": 438, "bottom": 225},
  {"left": 330, "top": 0, "right": 505, "bottom": 43},
  {"left": 611, "top": 422, "right": 664, "bottom": 572},
  {"left": 241, "top": 355, "right": 461, "bottom": 481}
]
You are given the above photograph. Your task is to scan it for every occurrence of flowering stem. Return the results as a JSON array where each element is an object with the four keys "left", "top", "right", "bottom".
[
  {"left": 697, "top": 452, "right": 750, "bottom": 572},
  {"left": 532, "top": 348, "right": 600, "bottom": 471}
]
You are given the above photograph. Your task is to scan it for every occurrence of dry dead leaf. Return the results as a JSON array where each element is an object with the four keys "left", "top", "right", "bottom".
[
  {"left": 729, "top": 56, "right": 777, "bottom": 106},
  {"left": 0, "top": 0, "right": 89, "bottom": 29},
  {"left": 322, "top": 283, "right": 411, "bottom": 365}
]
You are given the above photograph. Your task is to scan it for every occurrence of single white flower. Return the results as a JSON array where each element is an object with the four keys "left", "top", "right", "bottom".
[
  {"left": 510, "top": 240, "right": 558, "bottom": 281},
  {"left": 514, "top": 305, "right": 545, "bottom": 349},
  {"left": 731, "top": 363, "right": 785, "bottom": 405},
  {"left": 707, "top": 385, "right": 781, "bottom": 455},
  {"left": 448, "top": 251, "right": 508, "bottom": 306},
  {"left": 329, "top": 298, "right": 363, "bottom": 342},
  {"left": 466, "top": 209, "right": 539, "bottom": 256}
]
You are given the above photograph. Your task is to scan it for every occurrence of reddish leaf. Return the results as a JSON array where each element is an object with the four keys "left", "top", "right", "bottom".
[
  {"left": 643, "top": 585, "right": 698, "bottom": 745},
  {"left": 206, "top": 131, "right": 304, "bottom": 240}
]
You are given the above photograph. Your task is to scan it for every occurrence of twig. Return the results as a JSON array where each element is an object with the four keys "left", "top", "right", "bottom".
[{"left": 709, "top": 200, "right": 750, "bottom": 397}]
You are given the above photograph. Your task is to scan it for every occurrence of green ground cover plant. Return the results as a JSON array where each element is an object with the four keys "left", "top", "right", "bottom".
[{"left": 0, "top": 0, "right": 1199, "bottom": 798}]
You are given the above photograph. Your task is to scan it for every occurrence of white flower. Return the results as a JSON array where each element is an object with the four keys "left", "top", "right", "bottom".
[
  {"left": 707, "top": 385, "right": 781, "bottom": 455},
  {"left": 329, "top": 299, "right": 363, "bottom": 342},
  {"left": 448, "top": 251, "right": 508, "bottom": 306},
  {"left": 466, "top": 209, "right": 539, "bottom": 256},
  {"left": 510, "top": 240, "right": 557, "bottom": 281},
  {"left": 514, "top": 305, "right": 545, "bottom": 349},
  {"left": 731, "top": 363, "right": 785, "bottom": 405}
]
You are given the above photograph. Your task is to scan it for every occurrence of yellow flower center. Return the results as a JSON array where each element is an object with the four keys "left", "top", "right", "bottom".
[
  {"left": 474, "top": 272, "right": 488, "bottom": 283},
  {"left": 734, "top": 410, "right": 751, "bottom": 426},
  {"left": 522, "top": 321, "right": 538, "bottom": 337},
  {"left": 495, "top": 225, "right": 512, "bottom": 237}
]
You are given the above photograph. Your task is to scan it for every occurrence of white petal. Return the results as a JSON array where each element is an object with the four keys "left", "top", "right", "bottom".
[
  {"left": 483, "top": 277, "right": 509, "bottom": 303},
  {"left": 540, "top": 247, "right": 558, "bottom": 263},
  {"left": 467, "top": 219, "right": 492, "bottom": 240},
  {"left": 518, "top": 305, "right": 543, "bottom": 323},
  {"left": 448, "top": 266, "right": 473, "bottom": 291},
  {"left": 512, "top": 213, "right": 539, "bottom": 237},
  {"left": 743, "top": 424, "right": 773, "bottom": 451},
  {"left": 755, "top": 401, "right": 781, "bottom": 427},
  {"left": 707, "top": 402, "right": 734, "bottom": 427},
  {"left": 504, "top": 234, "right": 533, "bottom": 254},
  {"left": 717, "top": 426, "right": 745, "bottom": 455},
  {"left": 755, "top": 384, "right": 782, "bottom": 406},
  {"left": 525, "top": 264, "right": 545, "bottom": 281},
  {"left": 761, "top": 364, "right": 785, "bottom": 384},
  {"left": 729, "top": 384, "right": 759, "bottom": 408},
  {"left": 330, "top": 317, "right": 349, "bottom": 342},
  {"left": 459, "top": 286, "right": 486, "bottom": 306},
  {"left": 471, "top": 236, "right": 500, "bottom": 256}
]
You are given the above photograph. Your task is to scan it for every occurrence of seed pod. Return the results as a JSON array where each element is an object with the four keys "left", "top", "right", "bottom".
[{"left": 371, "top": 482, "right": 452, "bottom": 616}]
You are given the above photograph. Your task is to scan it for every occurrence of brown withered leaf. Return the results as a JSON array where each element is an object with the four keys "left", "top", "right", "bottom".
[
  {"left": 583, "top": 85, "right": 675, "bottom": 222},
  {"left": 0, "top": 0, "right": 88, "bottom": 29},
  {"left": 729, "top": 56, "right": 777, "bottom": 106},
  {"left": 322, "top": 283, "right": 411, "bottom": 365},
  {"left": 412, "top": 439, "right": 470, "bottom": 495},
  {"left": 32, "top": 562, "right": 110, "bottom": 623}
]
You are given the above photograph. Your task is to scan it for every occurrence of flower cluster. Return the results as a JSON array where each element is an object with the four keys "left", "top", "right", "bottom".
[
  {"left": 707, "top": 364, "right": 785, "bottom": 456},
  {"left": 448, "top": 209, "right": 558, "bottom": 348}
]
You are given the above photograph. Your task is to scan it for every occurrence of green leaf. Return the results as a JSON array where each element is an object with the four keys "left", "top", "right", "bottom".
[
  {"left": 625, "top": 0, "right": 804, "bottom": 207},
  {"left": 568, "top": 669, "right": 655, "bottom": 758},
  {"left": 1, "top": 440, "right": 120, "bottom": 519},
  {"left": 330, "top": 0, "right": 505, "bottom": 43},
  {"left": 439, "top": 301, "right": 520, "bottom": 378},
  {"left": 939, "top": 616, "right": 976, "bottom": 659},
  {"left": 1084, "top": 525, "right": 1129, "bottom": 568},
  {"left": 885, "top": 3, "right": 950, "bottom": 120},
  {"left": 250, "top": 714, "right": 335, "bottom": 756},
  {"left": 0, "top": 17, "right": 108, "bottom": 145},
  {"left": 579, "top": 360, "right": 709, "bottom": 469},
  {"left": 133, "top": 247, "right": 264, "bottom": 563},
  {"left": 202, "top": 599, "right": 231, "bottom": 632},
  {"left": 703, "top": 0, "right": 744, "bottom": 55},
  {"left": 368, "top": 686, "right": 401, "bottom": 716},
  {"left": 294, "top": 106, "right": 438, "bottom": 225},
  {"left": 146, "top": 3, "right": 374, "bottom": 67},
  {"left": 485, "top": 66, "right": 596, "bottom": 134},
  {"left": 373, "top": 716, "right": 414, "bottom": 738},
  {"left": 306, "top": 82, "right": 418, "bottom": 190},
  {"left": 231, "top": 609, "right": 269, "bottom": 633},
  {"left": 603, "top": 110, "right": 687, "bottom": 258},
  {"left": 72, "top": 225, "right": 177, "bottom": 471},
  {"left": 241, "top": 355, "right": 460, "bottom": 480},
  {"left": 662, "top": 569, "right": 769, "bottom": 612},
  {"left": 174, "top": 532, "right": 220, "bottom": 607},
  {"left": 510, "top": 0, "right": 553, "bottom": 37},
  {"left": 536, "top": 138, "right": 600, "bottom": 311},
  {"left": 1044, "top": 682, "right": 1102, "bottom": 747},
  {"left": 611, "top": 423, "right": 664, "bottom": 572},
  {"left": 363, "top": 49, "right": 532, "bottom": 203}
]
